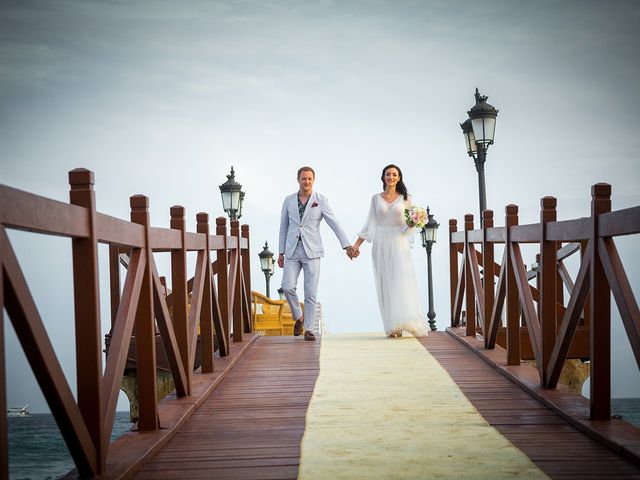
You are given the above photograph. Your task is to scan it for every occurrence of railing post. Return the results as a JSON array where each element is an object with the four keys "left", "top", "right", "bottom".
[
  {"left": 505, "top": 204, "right": 521, "bottom": 365},
  {"left": 483, "top": 210, "right": 495, "bottom": 348},
  {"left": 540, "top": 197, "right": 558, "bottom": 387},
  {"left": 464, "top": 214, "right": 476, "bottom": 337},
  {"left": 241, "top": 224, "right": 252, "bottom": 334},
  {"left": 170, "top": 205, "right": 191, "bottom": 395},
  {"left": 216, "top": 217, "right": 231, "bottom": 354},
  {"left": 68, "top": 168, "right": 104, "bottom": 471},
  {"left": 590, "top": 183, "right": 612, "bottom": 420},
  {"left": 130, "top": 195, "right": 158, "bottom": 431},
  {"left": 197, "top": 213, "right": 215, "bottom": 373},
  {"left": 0, "top": 229, "right": 7, "bottom": 480},
  {"left": 449, "top": 219, "right": 459, "bottom": 327},
  {"left": 231, "top": 219, "right": 243, "bottom": 342}
]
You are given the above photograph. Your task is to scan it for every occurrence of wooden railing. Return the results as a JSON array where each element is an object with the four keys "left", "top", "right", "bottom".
[
  {"left": 449, "top": 183, "right": 640, "bottom": 420},
  {"left": 0, "top": 168, "right": 252, "bottom": 478}
]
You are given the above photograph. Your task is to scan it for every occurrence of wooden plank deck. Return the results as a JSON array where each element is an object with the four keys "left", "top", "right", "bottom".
[
  {"left": 420, "top": 332, "right": 640, "bottom": 480},
  {"left": 133, "top": 336, "right": 320, "bottom": 480},
  {"left": 132, "top": 332, "right": 640, "bottom": 479}
]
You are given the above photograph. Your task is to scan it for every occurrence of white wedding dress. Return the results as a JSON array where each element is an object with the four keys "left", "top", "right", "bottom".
[{"left": 359, "top": 193, "right": 429, "bottom": 337}]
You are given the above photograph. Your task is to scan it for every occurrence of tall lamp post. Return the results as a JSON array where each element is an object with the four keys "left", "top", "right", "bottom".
[
  {"left": 420, "top": 207, "right": 440, "bottom": 331},
  {"left": 460, "top": 88, "right": 498, "bottom": 226},
  {"left": 219, "top": 166, "right": 245, "bottom": 221},
  {"left": 258, "top": 241, "right": 275, "bottom": 298}
]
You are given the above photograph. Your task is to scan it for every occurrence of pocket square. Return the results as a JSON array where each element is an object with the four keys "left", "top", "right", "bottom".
[{"left": 311, "top": 201, "right": 318, "bottom": 207}]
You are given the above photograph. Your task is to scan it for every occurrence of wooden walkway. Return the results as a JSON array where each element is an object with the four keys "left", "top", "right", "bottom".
[
  {"left": 133, "top": 337, "right": 320, "bottom": 480},
  {"left": 132, "top": 333, "right": 640, "bottom": 479},
  {"left": 420, "top": 333, "right": 640, "bottom": 480}
]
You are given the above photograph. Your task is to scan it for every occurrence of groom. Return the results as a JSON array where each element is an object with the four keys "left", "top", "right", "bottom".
[{"left": 278, "top": 166, "right": 354, "bottom": 341}]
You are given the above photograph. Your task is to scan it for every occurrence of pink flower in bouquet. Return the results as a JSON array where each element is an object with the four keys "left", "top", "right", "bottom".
[{"left": 404, "top": 206, "right": 428, "bottom": 228}]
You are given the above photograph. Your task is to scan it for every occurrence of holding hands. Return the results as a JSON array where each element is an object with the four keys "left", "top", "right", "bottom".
[{"left": 346, "top": 245, "right": 360, "bottom": 260}]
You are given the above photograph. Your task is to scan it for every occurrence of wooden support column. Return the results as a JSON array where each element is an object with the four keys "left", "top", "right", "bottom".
[
  {"left": 540, "top": 197, "right": 558, "bottom": 387},
  {"left": 464, "top": 214, "right": 476, "bottom": 337},
  {"left": 590, "top": 183, "right": 612, "bottom": 420},
  {"left": 216, "top": 217, "right": 230, "bottom": 354},
  {"left": 197, "top": 213, "right": 214, "bottom": 372},
  {"left": 505, "top": 204, "right": 521, "bottom": 365},
  {"left": 483, "top": 210, "right": 495, "bottom": 348},
  {"left": 130, "top": 195, "right": 158, "bottom": 431},
  {"left": 449, "top": 219, "right": 459, "bottom": 327},
  {"left": 170, "top": 205, "right": 190, "bottom": 395},
  {"left": 241, "top": 224, "right": 252, "bottom": 334},
  {"left": 68, "top": 169, "right": 105, "bottom": 471},
  {"left": 231, "top": 219, "right": 242, "bottom": 342},
  {"left": 0, "top": 229, "right": 7, "bottom": 480}
]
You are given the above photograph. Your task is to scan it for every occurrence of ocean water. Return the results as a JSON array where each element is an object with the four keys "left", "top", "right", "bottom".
[
  {"left": 612, "top": 397, "right": 640, "bottom": 427},
  {"left": 8, "top": 411, "right": 132, "bottom": 480}
]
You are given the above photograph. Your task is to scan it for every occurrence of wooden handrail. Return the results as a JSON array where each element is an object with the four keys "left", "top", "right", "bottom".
[
  {"left": 449, "top": 182, "right": 640, "bottom": 421},
  {"left": 0, "top": 168, "right": 253, "bottom": 478}
]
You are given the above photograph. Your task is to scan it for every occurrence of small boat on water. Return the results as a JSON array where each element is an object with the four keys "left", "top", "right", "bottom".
[{"left": 7, "top": 404, "right": 29, "bottom": 417}]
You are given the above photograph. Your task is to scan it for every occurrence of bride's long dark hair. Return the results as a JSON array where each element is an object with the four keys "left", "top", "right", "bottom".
[{"left": 381, "top": 164, "right": 409, "bottom": 200}]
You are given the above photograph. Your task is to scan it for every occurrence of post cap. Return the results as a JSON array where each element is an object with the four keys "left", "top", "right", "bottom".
[
  {"left": 170, "top": 205, "right": 185, "bottom": 217},
  {"left": 216, "top": 216, "right": 227, "bottom": 226},
  {"left": 130, "top": 194, "right": 149, "bottom": 210},
  {"left": 540, "top": 196, "right": 557, "bottom": 209},
  {"left": 506, "top": 204, "right": 518, "bottom": 215},
  {"left": 483, "top": 209, "right": 494, "bottom": 219},
  {"left": 196, "top": 212, "right": 209, "bottom": 224},
  {"left": 592, "top": 183, "right": 611, "bottom": 198},
  {"left": 68, "top": 168, "right": 94, "bottom": 187}
]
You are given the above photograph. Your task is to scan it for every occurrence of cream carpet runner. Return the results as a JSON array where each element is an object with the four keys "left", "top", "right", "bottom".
[{"left": 298, "top": 333, "right": 548, "bottom": 479}]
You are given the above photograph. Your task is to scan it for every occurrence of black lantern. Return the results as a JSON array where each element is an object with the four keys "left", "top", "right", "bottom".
[
  {"left": 467, "top": 88, "right": 498, "bottom": 145},
  {"left": 219, "top": 166, "right": 244, "bottom": 220},
  {"left": 420, "top": 207, "right": 439, "bottom": 331},
  {"left": 460, "top": 118, "right": 478, "bottom": 159},
  {"left": 420, "top": 207, "right": 440, "bottom": 252},
  {"left": 462, "top": 88, "right": 498, "bottom": 227},
  {"left": 258, "top": 241, "right": 275, "bottom": 297}
]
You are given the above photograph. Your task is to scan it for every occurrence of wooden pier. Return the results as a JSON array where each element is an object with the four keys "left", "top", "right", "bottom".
[{"left": 1, "top": 172, "right": 639, "bottom": 479}]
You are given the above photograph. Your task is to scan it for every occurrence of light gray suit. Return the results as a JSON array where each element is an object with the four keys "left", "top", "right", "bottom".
[{"left": 279, "top": 191, "right": 350, "bottom": 330}]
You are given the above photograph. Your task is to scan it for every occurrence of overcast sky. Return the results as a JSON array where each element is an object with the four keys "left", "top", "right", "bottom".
[{"left": 1, "top": 0, "right": 639, "bottom": 413}]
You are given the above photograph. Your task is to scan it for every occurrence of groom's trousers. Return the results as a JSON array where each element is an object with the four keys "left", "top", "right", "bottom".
[{"left": 281, "top": 242, "right": 320, "bottom": 332}]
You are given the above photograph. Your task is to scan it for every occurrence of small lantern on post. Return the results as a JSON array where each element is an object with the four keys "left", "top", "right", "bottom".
[
  {"left": 219, "top": 166, "right": 245, "bottom": 221},
  {"left": 420, "top": 207, "right": 440, "bottom": 331},
  {"left": 258, "top": 241, "right": 275, "bottom": 298}
]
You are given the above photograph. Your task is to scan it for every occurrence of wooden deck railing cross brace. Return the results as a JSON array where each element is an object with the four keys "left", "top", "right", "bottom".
[
  {"left": 449, "top": 183, "right": 640, "bottom": 421},
  {"left": 0, "top": 168, "right": 253, "bottom": 478}
]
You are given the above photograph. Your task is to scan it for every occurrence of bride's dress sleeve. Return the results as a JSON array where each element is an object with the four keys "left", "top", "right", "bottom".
[{"left": 357, "top": 195, "right": 377, "bottom": 242}]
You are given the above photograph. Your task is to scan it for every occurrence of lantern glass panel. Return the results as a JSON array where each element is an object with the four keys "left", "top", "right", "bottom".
[
  {"left": 260, "top": 255, "right": 269, "bottom": 271},
  {"left": 471, "top": 116, "right": 496, "bottom": 144},
  {"left": 230, "top": 190, "right": 241, "bottom": 211},
  {"left": 465, "top": 129, "right": 477, "bottom": 155},
  {"left": 425, "top": 226, "right": 437, "bottom": 243}
]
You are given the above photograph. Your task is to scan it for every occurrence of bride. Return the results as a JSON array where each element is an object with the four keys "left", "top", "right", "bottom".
[{"left": 351, "top": 164, "right": 429, "bottom": 338}]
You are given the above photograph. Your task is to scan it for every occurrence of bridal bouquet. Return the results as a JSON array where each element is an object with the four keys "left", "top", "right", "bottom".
[{"left": 404, "top": 206, "right": 428, "bottom": 228}]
